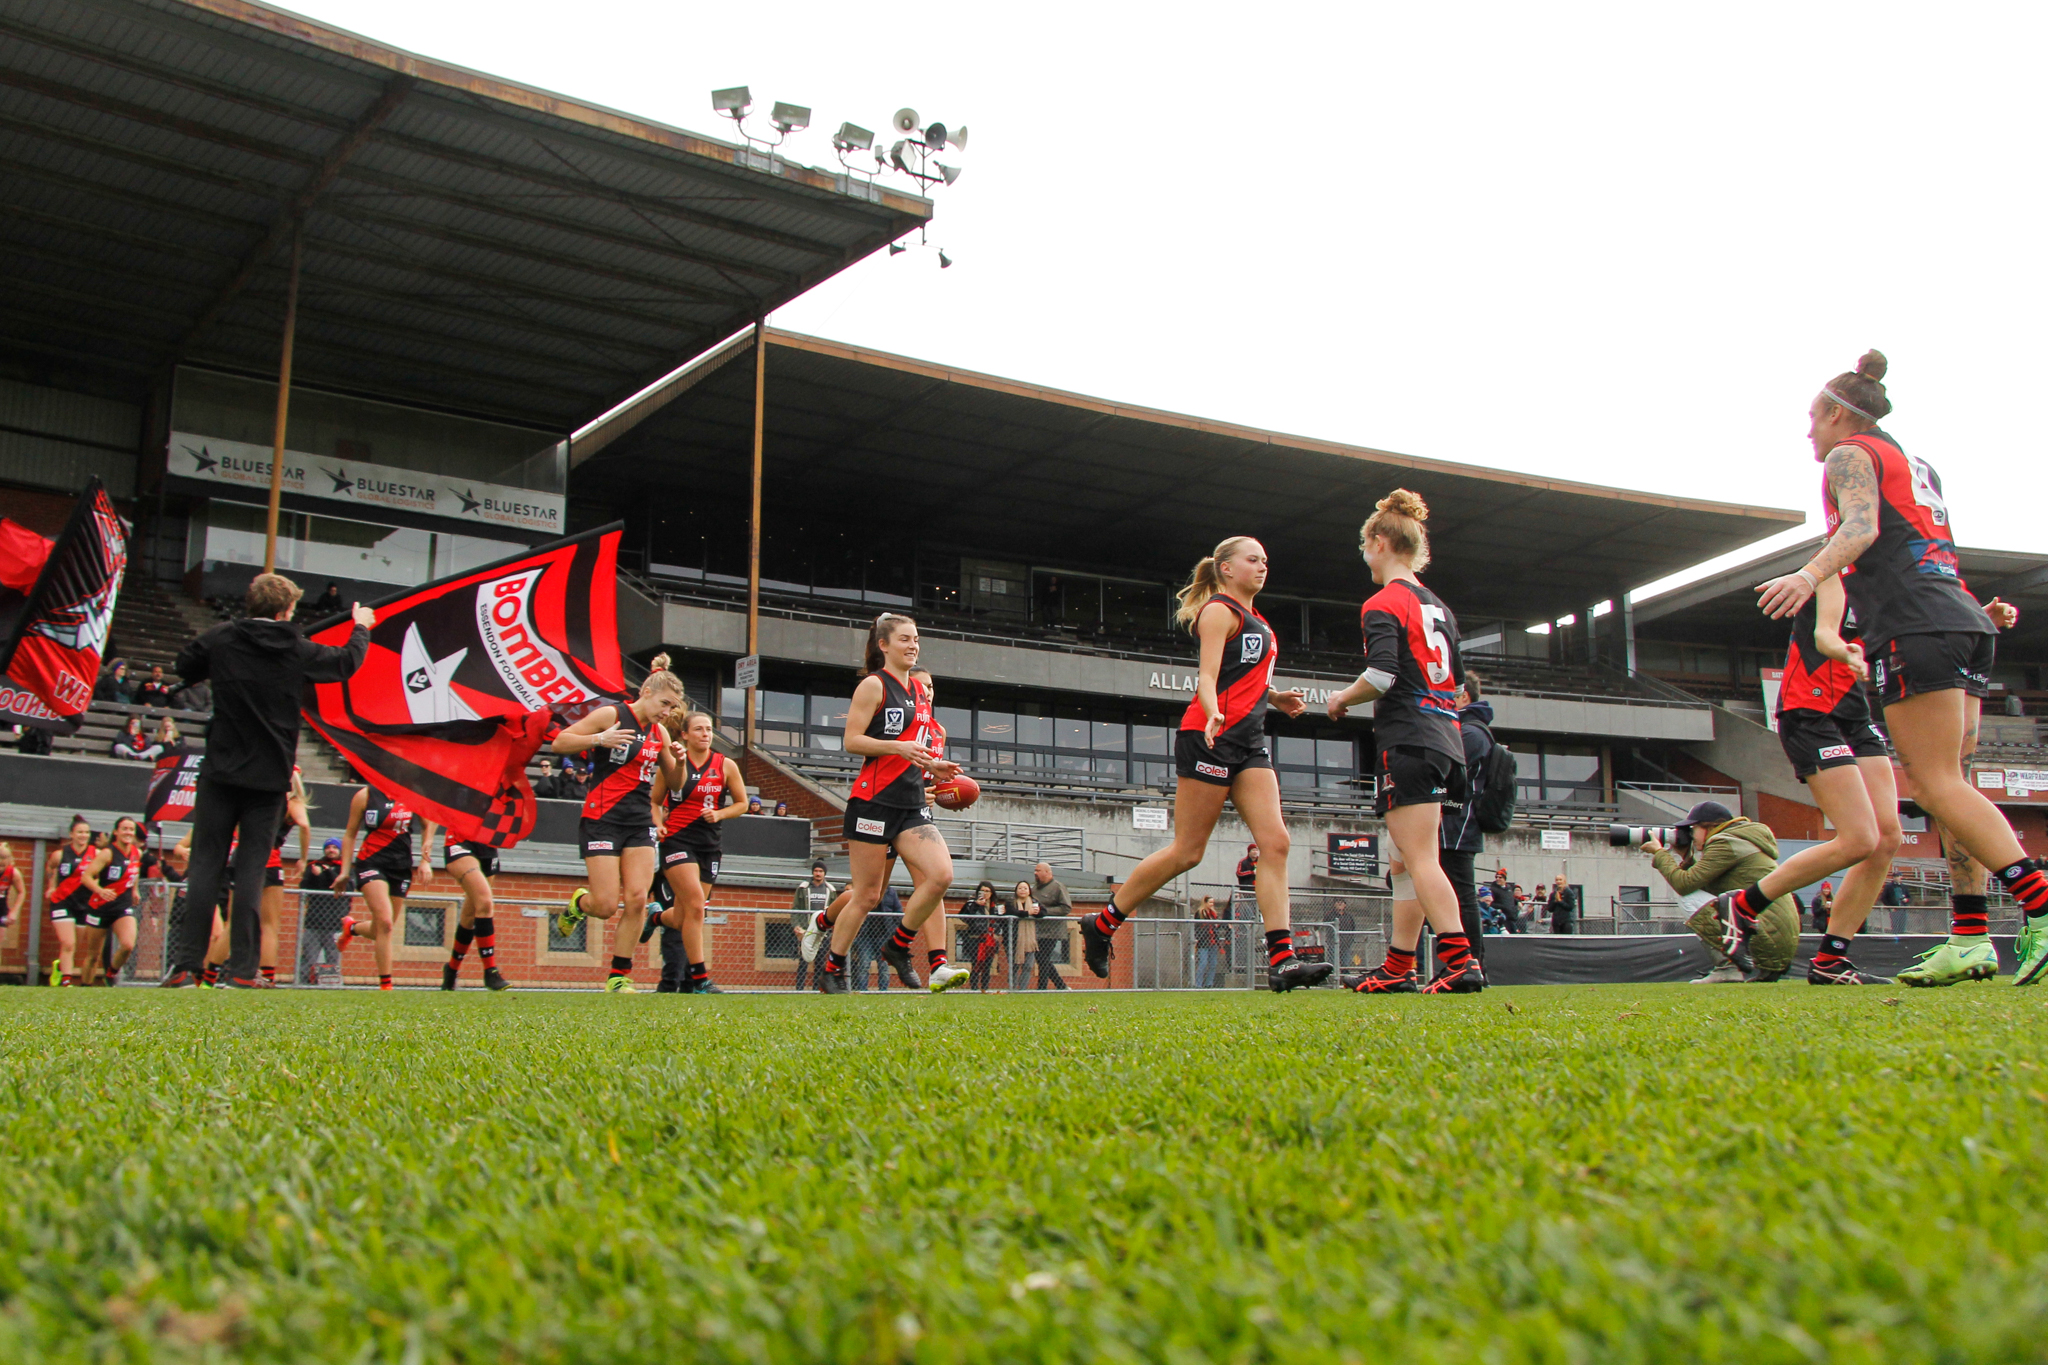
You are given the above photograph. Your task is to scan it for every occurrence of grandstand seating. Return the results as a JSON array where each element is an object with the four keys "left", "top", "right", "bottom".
[
  {"left": 42, "top": 700, "right": 212, "bottom": 761},
  {"left": 107, "top": 572, "right": 215, "bottom": 672}
]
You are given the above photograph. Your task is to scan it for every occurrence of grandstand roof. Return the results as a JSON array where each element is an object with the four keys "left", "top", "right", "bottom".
[
  {"left": 570, "top": 329, "right": 1806, "bottom": 623},
  {"left": 0, "top": 0, "right": 929, "bottom": 429},
  {"left": 1633, "top": 536, "right": 2048, "bottom": 659}
]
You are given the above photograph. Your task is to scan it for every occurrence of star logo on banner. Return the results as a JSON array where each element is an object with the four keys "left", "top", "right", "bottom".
[
  {"left": 455, "top": 488, "right": 482, "bottom": 515},
  {"left": 186, "top": 444, "right": 218, "bottom": 475},
  {"left": 399, "top": 623, "right": 478, "bottom": 724},
  {"left": 323, "top": 466, "right": 354, "bottom": 495}
]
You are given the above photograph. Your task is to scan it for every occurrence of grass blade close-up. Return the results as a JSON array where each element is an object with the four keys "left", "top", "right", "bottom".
[{"left": 2, "top": 985, "right": 2044, "bottom": 1363}]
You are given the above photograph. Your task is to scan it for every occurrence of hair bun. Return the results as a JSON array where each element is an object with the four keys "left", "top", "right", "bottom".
[
  {"left": 1855, "top": 349, "right": 1888, "bottom": 384},
  {"left": 1376, "top": 487, "right": 1430, "bottom": 523}
]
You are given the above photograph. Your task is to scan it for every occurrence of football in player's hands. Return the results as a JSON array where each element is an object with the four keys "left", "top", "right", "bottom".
[{"left": 930, "top": 773, "right": 981, "bottom": 811}]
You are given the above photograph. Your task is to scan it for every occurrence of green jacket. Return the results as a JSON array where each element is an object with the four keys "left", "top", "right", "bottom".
[{"left": 1651, "top": 818, "right": 1782, "bottom": 897}]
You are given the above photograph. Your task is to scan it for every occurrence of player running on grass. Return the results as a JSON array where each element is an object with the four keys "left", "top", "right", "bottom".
[
  {"left": 637, "top": 709, "right": 746, "bottom": 994},
  {"left": 1325, "top": 490, "right": 1485, "bottom": 995},
  {"left": 1739, "top": 351, "right": 2048, "bottom": 985},
  {"left": 799, "top": 668, "right": 957, "bottom": 987},
  {"left": 551, "top": 667, "right": 687, "bottom": 992},
  {"left": 76, "top": 815, "right": 142, "bottom": 985},
  {"left": 337, "top": 780, "right": 432, "bottom": 991},
  {"left": 44, "top": 816, "right": 93, "bottom": 986},
  {"left": 252, "top": 768, "right": 313, "bottom": 986},
  {"left": 432, "top": 822, "right": 512, "bottom": 992},
  {"left": 814, "top": 618, "right": 969, "bottom": 993},
  {"left": 1077, "top": 538, "right": 1330, "bottom": 991}
]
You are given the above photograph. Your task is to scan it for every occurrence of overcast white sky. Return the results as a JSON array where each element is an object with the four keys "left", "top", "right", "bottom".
[{"left": 303, "top": 0, "right": 2042, "bottom": 598}]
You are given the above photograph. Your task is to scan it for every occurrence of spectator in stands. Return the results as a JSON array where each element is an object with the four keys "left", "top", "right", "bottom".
[
  {"left": 1232, "top": 843, "right": 1259, "bottom": 918},
  {"left": 95, "top": 658, "right": 135, "bottom": 704},
  {"left": 153, "top": 716, "right": 185, "bottom": 755},
  {"left": 1194, "top": 893, "right": 1225, "bottom": 988},
  {"left": 136, "top": 665, "right": 176, "bottom": 709},
  {"left": 1546, "top": 876, "right": 1575, "bottom": 934},
  {"left": 532, "top": 757, "right": 562, "bottom": 799},
  {"left": 158, "top": 572, "right": 371, "bottom": 989},
  {"left": 110, "top": 715, "right": 162, "bottom": 762},
  {"left": 747, "top": 795, "right": 764, "bottom": 816},
  {"left": 853, "top": 885, "right": 907, "bottom": 990},
  {"left": 960, "top": 881, "right": 1003, "bottom": 991},
  {"left": 15, "top": 723, "right": 52, "bottom": 755},
  {"left": 172, "top": 676, "right": 211, "bottom": 712},
  {"left": 773, "top": 799, "right": 791, "bottom": 818},
  {"left": 309, "top": 582, "right": 343, "bottom": 620},
  {"left": 1490, "top": 871, "right": 1521, "bottom": 932},
  {"left": 1879, "top": 869, "right": 1909, "bottom": 931}
]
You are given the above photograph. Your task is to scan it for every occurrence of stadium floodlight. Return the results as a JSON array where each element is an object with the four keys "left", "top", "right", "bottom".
[
  {"left": 833, "top": 121, "right": 874, "bottom": 152},
  {"left": 771, "top": 102, "right": 811, "bottom": 134},
  {"left": 711, "top": 86, "right": 752, "bottom": 118}
]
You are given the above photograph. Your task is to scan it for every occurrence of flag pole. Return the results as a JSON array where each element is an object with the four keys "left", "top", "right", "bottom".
[
  {"left": 263, "top": 224, "right": 303, "bottom": 574},
  {"left": 744, "top": 319, "right": 765, "bottom": 754}
]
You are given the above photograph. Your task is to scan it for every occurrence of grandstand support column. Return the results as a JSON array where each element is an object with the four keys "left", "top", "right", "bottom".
[
  {"left": 1585, "top": 602, "right": 1600, "bottom": 666},
  {"left": 1621, "top": 591, "right": 1638, "bottom": 676},
  {"left": 262, "top": 225, "right": 303, "bottom": 573},
  {"left": 26, "top": 837, "right": 45, "bottom": 986},
  {"left": 744, "top": 320, "right": 766, "bottom": 752}
]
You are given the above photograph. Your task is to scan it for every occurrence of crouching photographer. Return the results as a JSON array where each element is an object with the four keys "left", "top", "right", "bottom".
[{"left": 1631, "top": 801, "right": 1799, "bottom": 983}]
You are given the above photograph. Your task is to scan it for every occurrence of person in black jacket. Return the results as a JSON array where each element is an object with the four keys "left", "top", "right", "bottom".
[
  {"left": 1437, "top": 673, "right": 1496, "bottom": 963},
  {"left": 160, "top": 573, "right": 370, "bottom": 987}
]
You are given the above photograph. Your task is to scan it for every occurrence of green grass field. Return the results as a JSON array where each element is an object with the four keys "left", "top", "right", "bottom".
[{"left": 3, "top": 984, "right": 2046, "bottom": 1363}]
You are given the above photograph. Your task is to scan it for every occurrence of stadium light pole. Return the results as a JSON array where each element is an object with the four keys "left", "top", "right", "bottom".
[
  {"left": 262, "top": 224, "right": 303, "bottom": 574},
  {"left": 745, "top": 319, "right": 766, "bottom": 753}
]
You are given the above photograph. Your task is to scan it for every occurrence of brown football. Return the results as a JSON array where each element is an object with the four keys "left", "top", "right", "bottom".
[{"left": 931, "top": 773, "right": 981, "bottom": 811}]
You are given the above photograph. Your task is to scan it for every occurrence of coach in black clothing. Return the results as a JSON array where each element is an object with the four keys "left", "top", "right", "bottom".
[
  {"left": 161, "top": 573, "right": 371, "bottom": 987},
  {"left": 1438, "top": 674, "right": 1496, "bottom": 964}
]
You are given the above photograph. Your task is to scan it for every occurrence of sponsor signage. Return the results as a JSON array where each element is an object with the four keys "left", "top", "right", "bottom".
[
  {"left": 1145, "top": 671, "right": 1349, "bottom": 706},
  {"left": 170, "top": 432, "right": 564, "bottom": 535},
  {"left": 1327, "top": 832, "right": 1379, "bottom": 878},
  {"left": 2005, "top": 768, "right": 2048, "bottom": 798},
  {"left": 1132, "top": 806, "right": 1169, "bottom": 831}
]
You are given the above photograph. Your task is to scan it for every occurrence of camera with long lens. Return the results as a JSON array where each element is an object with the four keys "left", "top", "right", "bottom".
[{"left": 1609, "top": 823, "right": 1691, "bottom": 852}]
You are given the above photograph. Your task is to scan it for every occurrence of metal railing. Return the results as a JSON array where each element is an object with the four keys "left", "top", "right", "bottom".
[{"left": 935, "top": 820, "right": 1087, "bottom": 870}]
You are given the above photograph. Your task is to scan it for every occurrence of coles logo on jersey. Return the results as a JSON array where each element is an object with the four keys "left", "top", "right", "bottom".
[
  {"left": 883, "top": 707, "right": 905, "bottom": 734},
  {"left": 1195, "top": 760, "right": 1228, "bottom": 779},
  {"left": 856, "top": 817, "right": 886, "bottom": 836},
  {"left": 587, "top": 840, "right": 614, "bottom": 852},
  {"left": 1819, "top": 744, "right": 1854, "bottom": 760}
]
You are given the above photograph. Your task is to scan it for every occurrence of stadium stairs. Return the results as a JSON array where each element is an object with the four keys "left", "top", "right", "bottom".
[{"left": 108, "top": 573, "right": 214, "bottom": 672}]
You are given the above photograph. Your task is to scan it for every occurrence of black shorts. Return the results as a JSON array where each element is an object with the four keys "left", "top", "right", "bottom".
[
  {"left": 353, "top": 862, "right": 412, "bottom": 900},
  {"left": 843, "top": 796, "right": 933, "bottom": 847},
  {"left": 80, "top": 901, "right": 132, "bottom": 930},
  {"left": 1778, "top": 692, "right": 1891, "bottom": 781},
  {"left": 1174, "top": 728, "right": 1273, "bottom": 787},
  {"left": 579, "top": 816, "right": 656, "bottom": 860},
  {"left": 1375, "top": 745, "right": 1464, "bottom": 816},
  {"left": 48, "top": 898, "right": 85, "bottom": 926},
  {"left": 442, "top": 841, "right": 500, "bottom": 877},
  {"left": 264, "top": 865, "right": 284, "bottom": 889},
  {"left": 659, "top": 834, "right": 721, "bottom": 885},
  {"left": 1871, "top": 632, "right": 1995, "bottom": 708}
]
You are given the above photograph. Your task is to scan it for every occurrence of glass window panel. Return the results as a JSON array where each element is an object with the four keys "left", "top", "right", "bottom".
[
  {"left": 1132, "top": 724, "right": 1172, "bottom": 756},
  {"left": 1543, "top": 752, "right": 1600, "bottom": 785},
  {"left": 937, "top": 706, "right": 971, "bottom": 739},
  {"left": 987, "top": 748, "right": 1015, "bottom": 766},
  {"left": 1014, "top": 714, "right": 1053, "bottom": 747},
  {"left": 1514, "top": 750, "right": 1542, "bottom": 781},
  {"left": 976, "top": 710, "right": 1014, "bottom": 742},
  {"left": 1136, "top": 761, "right": 1172, "bottom": 789},
  {"left": 548, "top": 915, "right": 587, "bottom": 953},
  {"left": 1317, "top": 738, "right": 1354, "bottom": 770},
  {"left": 1054, "top": 716, "right": 1088, "bottom": 751},
  {"left": 758, "top": 727, "right": 801, "bottom": 749},
  {"left": 810, "top": 732, "right": 842, "bottom": 751},
  {"left": 1276, "top": 736, "right": 1315, "bottom": 768},
  {"left": 719, "top": 687, "right": 743, "bottom": 719},
  {"left": 1278, "top": 766, "right": 1315, "bottom": 787},
  {"left": 1054, "top": 754, "right": 1090, "bottom": 773},
  {"left": 1094, "top": 756, "right": 1127, "bottom": 779},
  {"left": 762, "top": 690, "right": 804, "bottom": 724},
  {"left": 810, "top": 694, "right": 849, "bottom": 729},
  {"left": 1092, "top": 719, "right": 1126, "bottom": 751},
  {"left": 403, "top": 904, "right": 445, "bottom": 947}
]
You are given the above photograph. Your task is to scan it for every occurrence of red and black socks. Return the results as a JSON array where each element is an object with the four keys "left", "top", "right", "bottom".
[
  {"left": 927, "top": 948, "right": 949, "bottom": 970},
  {"left": 1732, "top": 885, "right": 1771, "bottom": 923},
  {"left": 1997, "top": 860, "right": 2048, "bottom": 921},
  {"left": 1813, "top": 932, "right": 1854, "bottom": 969},
  {"left": 260, "top": 965, "right": 276, "bottom": 984},
  {"left": 449, "top": 924, "right": 475, "bottom": 971},
  {"left": 889, "top": 923, "right": 918, "bottom": 953},
  {"left": 1384, "top": 945, "right": 1417, "bottom": 977},
  {"left": 608, "top": 955, "right": 633, "bottom": 982},
  {"left": 1094, "top": 899, "right": 1130, "bottom": 937},
  {"left": 824, "top": 950, "right": 848, "bottom": 976},
  {"left": 200, "top": 964, "right": 220, "bottom": 986},
  {"left": 687, "top": 961, "right": 709, "bottom": 987},
  {"left": 378, "top": 974, "right": 393, "bottom": 990},
  {"left": 474, "top": 917, "right": 497, "bottom": 963},
  {"left": 1265, "top": 929, "right": 1295, "bottom": 969},
  {"left": 1950, "top": 894, "right": 1989, "bottom": 939},
  {"left": 1436, "top": 932, "right": 1475, "bottom": 973}
]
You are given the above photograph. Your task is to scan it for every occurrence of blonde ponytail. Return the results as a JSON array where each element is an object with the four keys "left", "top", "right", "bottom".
[
  {"left": 1359, "top": 488, "right": 1432, "bottom": 571},
  {"left": 1174, "top": 535, "right": 1258, "bottom": 629}
]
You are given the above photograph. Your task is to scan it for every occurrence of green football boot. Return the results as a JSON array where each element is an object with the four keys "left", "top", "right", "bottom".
[
  {"left": 555, "top": 887, "right": 588, "bottom": 940},
  {"left": 2012, "top": 917, "right": 2048, "bottom": 987},
  {"left": 1897, "top": 936, "right": 1999, "bottom": 988}
]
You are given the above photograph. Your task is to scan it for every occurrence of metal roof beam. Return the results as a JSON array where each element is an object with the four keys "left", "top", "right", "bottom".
[
  {"left": 171, "top": 75, "right": 415, "bottom": 361},
  {"left": 0, "top": 109, "right": 284, "bottom": 198},
  {"left": 0, "top": 64, "right": 323, "bottom": 169}
]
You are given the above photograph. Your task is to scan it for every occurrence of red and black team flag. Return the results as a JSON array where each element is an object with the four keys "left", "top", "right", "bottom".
[
  {"left": 143, "top": 750, "right": 205, "bottom": 823},
  {"left": 0, "top": 478, "right": 128, "bottom": 732},
  {"left": 300, "top": 524, "right": 627, "bottom": 848}
]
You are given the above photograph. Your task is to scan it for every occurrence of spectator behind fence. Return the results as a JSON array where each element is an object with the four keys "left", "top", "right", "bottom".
[
  {"left": 135, "top": 665, "right": 176, "bottom": 709},
  {"left": 1194, "top": 893, "right": 1225, "bottom": 988},
  {"left": 1490, "top": 871, "right": 1522, "bottom": 933},
  {"left": 1880, "top": 869, "right": 1909, "bottom": 932},
  {"left": 159, "top": 572, "right": 370, "bottom": 989},
  {"left": 110, "top": 715, "right": 162, "bottom": 762},
  {"left": 960, "top": 881, "right": 1002, "bottom": 992},
  {"left": 296, "top": 838, "right": 348, "bottom": 982},
  {"left": 790, "top": 861, "right": 834, "bottom": 991},
  {"left": 1014, "top": 878, "right": 1068, "bottom": 990},
  {"left": 0, "top": 841, "right": 22, "bottom": 928},
  {"left": 95, "top": 658, "right": 135, "bottom": 704},
  {"left": 1007, "top": 881, "right": 1039, "bottom": 990},
  {"left": 1546, "top": 876, "right": 1576, "bottom": 935}
]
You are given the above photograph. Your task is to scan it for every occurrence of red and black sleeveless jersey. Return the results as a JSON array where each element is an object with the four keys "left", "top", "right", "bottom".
[
  {"left": 1361, "top": 578, "right": 1465, "bottom": 762},
  {"left": 1779, "top": 595, "right": 1863, "bottom": 716},
  {"left": 90, "top": 844, "right": 139, "bottom": 911},
  {"left": 50, "top": 845, "right": 91, "bottom": 907},
  {"left": 582, "top": 703, "right": 664, "bottom": 824},
  {"left": 1827, "top": 431, "right": 1993, "bottom": 650},
  {"left": 0, "top": 865, "right": 15, "bottom": 898},
  {"left": 357, "top": 788, "right": 415, "bottom": 869},
  {"left": 850, "top": 671, "right": 934, "bottom": 809},
  {"left": 1177, "top": 595, "right": 1277, "bottom": 745},
  {"left": 662, "top": 751, "right": 730, "bottom": 844}
]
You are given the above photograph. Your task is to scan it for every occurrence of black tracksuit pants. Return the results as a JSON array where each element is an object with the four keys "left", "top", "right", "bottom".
[
  {"left": 1441, "top": 848, "right": 1484, "bottom": 965},
  {"left": 172, "top": 778, "right": 286, "bottom": 978}
]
